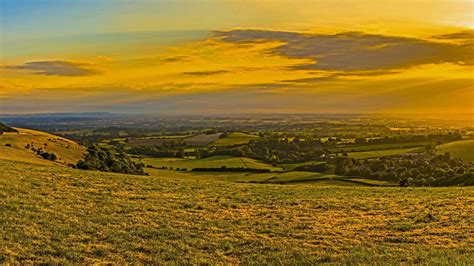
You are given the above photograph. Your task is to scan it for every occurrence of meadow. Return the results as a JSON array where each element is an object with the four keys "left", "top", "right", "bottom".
[
  {"left": 347, "top": 147, "right": 422, "bottom": 159},
  {"left": 0, "top": 128, "right": 85, "bottom": 166},
  {"left": 183, "top": 133, "right": 223, "bottom": 146},
  {"left": 1, "top": 117, "right": 473, "bottom": 264},
  {"left": 212, "top": 132, "right": 259, "bottom": 146},
  {"left": 436, "top": 140, "right": 474, "bottom": 163},
  {"left": 1, "top": 159, "right": 473, "bottom": 264},
  {"left": 142, "top": 155, "right": 282, "bottom": 171},
  {"left": 328, "top": 141, "right": 428, "bottom": 153}
]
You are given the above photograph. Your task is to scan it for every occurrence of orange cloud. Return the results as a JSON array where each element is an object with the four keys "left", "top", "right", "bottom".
[{"left": 3, "top": 60, "right": 101, "bottom": 77}]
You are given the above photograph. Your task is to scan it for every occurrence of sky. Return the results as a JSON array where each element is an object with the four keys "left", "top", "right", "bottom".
[{"left": 0, "top": 0, "right": 473, "bottom": 114}]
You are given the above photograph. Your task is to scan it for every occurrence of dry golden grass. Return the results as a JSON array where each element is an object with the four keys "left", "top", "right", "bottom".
[
  {"left": 1, "top": 158, "right": 473, "bottom": 264},
  {"left": 0, "top": 128, "right": 85, "bottom": 166}
]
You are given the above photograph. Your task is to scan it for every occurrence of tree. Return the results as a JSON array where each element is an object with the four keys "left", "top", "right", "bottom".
[
  {"left": 334, "top": 157, "right": 346, "bottom": 175},
  {"left": 77, "top": 145, "right": 145, "bottom": 175},
  {"left": 0, "top": 122, "right": 18, "bottom": 133}
]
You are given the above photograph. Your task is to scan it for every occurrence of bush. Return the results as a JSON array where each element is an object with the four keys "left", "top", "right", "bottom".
[{"left": 40, "top": 152, "right": 57, "bottom": 161}]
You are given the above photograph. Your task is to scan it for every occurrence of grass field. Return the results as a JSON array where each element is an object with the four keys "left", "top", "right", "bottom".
[
  {"left": 257, "top": 171, "right": 335, "bottom": 183},
  {"left": 145, "top": 169, "right": 398, "bottom": 186},
  {"left": 126, "top": 135, "right": 190, "bottom": 147},
  {"left": 212, "top": 132, "right": 259, "bottom": 146},
  {"left": 126, "top": 138, "right": 174, "bottom": 147},
  {"left": 436, "top": 140, "right": 474, "bottom": 163},
  {"left": 183, "top": 133, "right": 222, "bottom": 146},
  {"left": 1, "top": 158, "right": 473, "bottom": 264},
  {"left": 142, "top": 155, "right": 282, "bottom": 171},
  {"left": 0, "top": 128, "right": 85, "bottom": 166},
  {"left": 279, "top": 160, "right": 326, "bottom": 171},
  {"left": 329, "top": 141, "right": 428, "bottom": 153},
  {"left": 347, "top": 147, "right": 421, "bottom": 159}
]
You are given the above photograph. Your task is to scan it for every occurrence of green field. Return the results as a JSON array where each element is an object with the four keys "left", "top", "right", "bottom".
[
  {"left": 329, "top": 141, "right": 428, "bottom": 153},
  {"left": 144, "top": 168, "right": 398, "bottom": 186},
  {"left": 278, "top": 160, "right": 326, "bottom": 171},
  {"left": 142, "top": 155, "right": 282, "bottom": 171},
  {"left": 183, "top": 133, "right": 223, "bottom": 146},
  {"left": 347, "top": 147, "right": 421, "bottom": 159},
  {"left": 1, "top": 159, "right": 473, "bottom": 264},
  {"left": 257, "top": 171, "right": 335, "bottom": 183},
  {"left": 436, "top": 140, "right": 474, "bottom": 163},
  {"left": 212, "top": 132, "right": 259, "bottom": 146}
]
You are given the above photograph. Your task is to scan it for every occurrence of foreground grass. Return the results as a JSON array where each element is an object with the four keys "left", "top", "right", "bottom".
[{"left": 1, "top": 159, "right": 473, "bottom": 264}]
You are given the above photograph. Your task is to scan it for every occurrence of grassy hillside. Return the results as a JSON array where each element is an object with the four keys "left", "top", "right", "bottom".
[
  {"left": 183, "top": 133, "right": 222, "bottom": 146},
  {"left": 212, "top": 132, "right": 259, "bottom": 146},
  {"left": 0, "top": 128, "right": 85, "bottom": 166},
  {"left": 329, "top": 141, "right": 428, "bottom": 153},
  {"left": 436, "top": 140, "right": 474, "bottom": 163},
  {"left": 1, "top": 158, "right": 472, "bottom": 264},
  {"left": 347, "top": 147, "right": 422, "bottom": 159},
  {"left": 278, "top": 160, "right": 325, "bottom": 171},
  {"left": 142, "top": 155, "right": 282, "bottom": 171},
  {"left": 144, "top": 168, "right": 398, "bottom": 186}
]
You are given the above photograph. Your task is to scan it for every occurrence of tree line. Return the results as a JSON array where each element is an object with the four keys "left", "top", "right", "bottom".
[{"left": 333, "top": 152, "right": 473, "bottom": 186}]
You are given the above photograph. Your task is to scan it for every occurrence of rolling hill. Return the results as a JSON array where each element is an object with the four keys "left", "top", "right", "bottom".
[
  {"left": 0, "top": 127, "right": 86, "bottom": 166},
  {"left": 1, "top": 158, "right": 473, "bottom": 264},
  {"left": 212, "top": 132, "right": 259, "bottom": 146},
  {"left": 0, "top": 128, "right": 473, "bottom": 263},
  {"left": 436, "top": 140, "right": 474, "bottom": 163},
  {"left": 142, "top": 155, "right": 282, "bottom": 171}
]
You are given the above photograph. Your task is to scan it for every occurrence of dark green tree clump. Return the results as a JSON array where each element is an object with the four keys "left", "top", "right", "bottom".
[
  {"left": 294, "top": 163, "right": 330, "bottom": 172},
  {"left": 0, "top": 122, "right": 18, "bottom": 133},
  {"left": 77, "top": 146, "right": 146, "bottom": 175},
  {"left": 39, "top": 152, "right": 57, "bottom": 161}
]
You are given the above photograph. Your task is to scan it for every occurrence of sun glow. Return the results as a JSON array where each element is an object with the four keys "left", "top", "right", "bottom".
[{"left": 1, "top": 0, "right": 473, "bottom": 114}]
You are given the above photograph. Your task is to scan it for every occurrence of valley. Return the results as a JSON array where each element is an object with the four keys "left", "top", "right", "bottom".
[{"left": 1, "top": 114, "right": 473, "bottom": 263}]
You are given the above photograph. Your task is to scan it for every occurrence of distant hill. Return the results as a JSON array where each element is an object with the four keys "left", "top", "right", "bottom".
[
  {"left": 0, "top": 112, "right": 113, "bottom": 118},
  {"left": 0, "top": 127, "right": 86, "bottom": 166},
  {"left": 437, "top": 140, "right": 474, "bottom": 163}
]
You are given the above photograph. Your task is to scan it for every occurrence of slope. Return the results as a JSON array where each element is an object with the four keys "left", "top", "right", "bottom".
[
  {"left": 436, "top": 140, "right": 474, "bottom": 163},
  {"left": 0, "top": 128, "right": 86, "bottom": 166},
  {"left": 0, "top": 158, "right": 472, "bottom": 264}
]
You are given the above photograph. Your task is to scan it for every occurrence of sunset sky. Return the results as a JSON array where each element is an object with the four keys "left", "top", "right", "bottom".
[{"left": 1, "top": 0, "right": 473, "bottom": 114}]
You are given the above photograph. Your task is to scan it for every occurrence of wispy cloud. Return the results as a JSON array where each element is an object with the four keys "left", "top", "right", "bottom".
[
  {"left": 182, "top": 70, "right": 230, "bottom": 76},
  {"left": 431, "top": 31, "right": 474, "bottom": 42},
  {"left": 282, "top": 70, "right": 403, "bottom": 84},
  {"left": 214, "top": 30, "right": 474, "bottom": 72},
  {"left": 161, "top": 56, "right": 192, "bottom": 63},
  {"left": 4, "top": 60, "right": 100, "bottom": 76}
]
